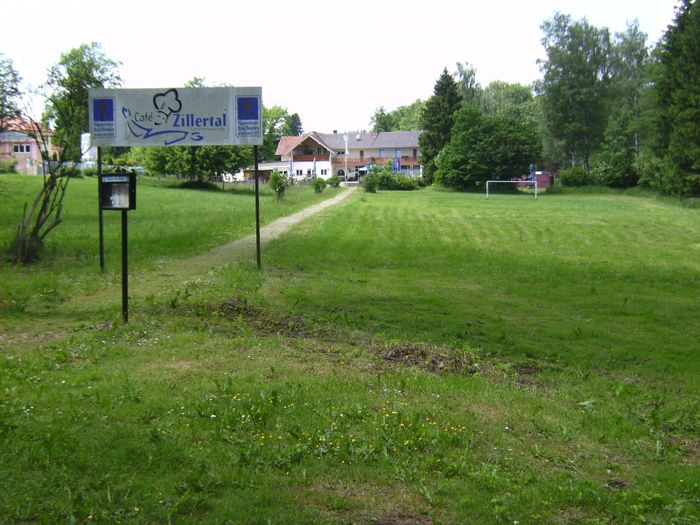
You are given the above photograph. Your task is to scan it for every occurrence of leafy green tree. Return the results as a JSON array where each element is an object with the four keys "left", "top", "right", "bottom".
[
  {"left": 592, "top": 109, "right": 638, "bottom": 187},
  {"left": 653, "top": 0, "right": 700, "bottom": 196},
  {"left": 537, "top": 13, "right": 612, "bottom": 172},
  {"left": 610, "top": 21, "right": 649, "bottom": 157},
  {"left": 0, "top": 53, "right": 21, "bottom": 130},
  {"left": 43, "top": 43, "right": 121, "bottom": 162},
  {"left": 454, "top": 62, "right": 481, "bottom": 105},
  {"left": 369, "top": 100, "right": 425, "bottom": 132},
  {"left": 590, "top": 22, "right": 650, "bottom": 188},
  {"left": 435, "top": 104, "right": 541, "bottom": 190},
  {"left": 479, "top": 81, "right": 534, "bottom": 116},
  {"left": 419, "top": 68, "right": 462, "bottom": 184},
  {"left": 370, "top": 106, "right": 395, "bottom": 132},
  {"left": 261, "top": 105, "right": 291, "bottom": 161},
  {"left": 392, "top": 99, "right": 425, "bottom": 130}
]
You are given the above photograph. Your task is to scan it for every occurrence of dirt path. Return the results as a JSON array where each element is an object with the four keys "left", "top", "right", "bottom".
[
  {"left": 199, "top": 187, "right": 355, "bottom": 265},
  {"left": 131, "top": 187, "right": 356, "bottom": 297}
]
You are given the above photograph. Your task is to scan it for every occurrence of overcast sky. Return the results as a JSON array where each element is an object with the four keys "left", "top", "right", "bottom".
[{"left": 1, "top": 0, "right": 679, "bottom": 133}]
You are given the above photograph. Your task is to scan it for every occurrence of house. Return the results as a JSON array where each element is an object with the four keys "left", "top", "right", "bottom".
[
  {"left": 266, "top": 130, "right": 423, "bottom": 181},
  {"left": 0, "top": 117, "right": 57, "bottom": 175}
]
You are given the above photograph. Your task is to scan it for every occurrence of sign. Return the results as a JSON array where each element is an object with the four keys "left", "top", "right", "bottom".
[
  {"left": 88, "top": 87, "right": 263, "bottom": 147},
  {"left": 100, "top": 173, "right": 136, "bottom": 210}
]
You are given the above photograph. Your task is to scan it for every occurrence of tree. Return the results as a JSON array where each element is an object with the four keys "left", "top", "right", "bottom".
[
  {"left": 392, "top": 99, "right": 425, "bottom": 130},
  {"left": 370, "top": 106, "right": 395, "bottom": 132},
  {"left": 419, "top": 68, "right": 462, "bottom": 184},
  {"left": 587, "top": 21, "right": 650, "bottom": 187},
  {"left": 43, "top": 43, "right": 121, "bottom": 162},
  {"left": 653, "top": 0, "right": 700, "bottom": 196},
  {"left": 479, "top": 81, "right": 534, "bottom": 116},
  {"left": 283, "top": 113, "right": 303, "bottom": 136},
  {"left": 0, "top": 53, "right": 21, "bottom": 130},
  {"left": 368, "top": 100, "right": 425, "bottom": 132},
  {"left": 11, "top": 44, "right": 121, "bottom": 263},
  {"left": 261, "top": 105, "right": 291, "bottom": 161},
  {"left": 454, "top": 62, "right": 481, "bottom": 105},
  {"left": 435, "top": 104, "right": 541, "bottom": 190},
  {"left": 537, "top": 13, "right": 612, "bottom": 172},
  {"left": 610, "top": 21, "right": 649, "bottom": 157}
]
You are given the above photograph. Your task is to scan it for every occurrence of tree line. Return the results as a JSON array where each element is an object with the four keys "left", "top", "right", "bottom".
[{"left": 374, "top": 2, "right": 699, "bottom": 197}]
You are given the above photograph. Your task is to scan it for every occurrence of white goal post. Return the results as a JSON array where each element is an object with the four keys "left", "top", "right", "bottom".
[{"left": 486, "top": 180, "right": 538, "bottom": 199}]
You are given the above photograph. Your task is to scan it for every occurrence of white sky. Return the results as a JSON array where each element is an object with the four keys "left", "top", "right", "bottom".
[{"left": 1, "top": 0, "right": 679, "bottom": 133}]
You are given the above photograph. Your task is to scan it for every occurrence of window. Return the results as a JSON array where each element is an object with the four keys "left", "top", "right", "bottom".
[
  {"left": 395, "top": 149, "right": 402, "bottom": 158},
  {"left": 307, "top": 169, "right": 312, "bottom": 175},
  {"left": 360, "top": 150, "right": 364, "bottom": 159},
  {"left": 413, "top": 148, "right": 417, "bottom": 158},
  {"left": 296, "top": 169, "right": 302, "bottom": 175},
  {"left": 321, "top": 169, "right": 328, "bottom": 176},
  {"left": 13, "top": 144, "right": 30, "bottom": 153},
  {"left": 379, "top": 149, "right": 386, "bottom": 158}
]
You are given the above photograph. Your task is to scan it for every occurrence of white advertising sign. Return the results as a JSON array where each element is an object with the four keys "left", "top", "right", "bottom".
[{"left": 88, "top": 87, "right": 263, "bottom": 147}]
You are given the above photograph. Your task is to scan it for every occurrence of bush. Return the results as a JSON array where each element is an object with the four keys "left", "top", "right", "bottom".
[
  {"left": 361, "top": 172, "right": 378, "bottom": 193},
  {"left": 327, "top": 175, "right": 342, "bottom": 188},
  {"left": 638, "top": 154, "right": 700, "bottom": 197},
  {"left": 590, "top": 161, "right": 638, "bottom": 188},
  {"left": 0, "top": 159, "right": 16, "bottom": 173},
  {"left": 558, "top": 166, "right": 590, "bottom": 187},
  {"left": 312, "top": 177, "right": 327, "bottom": 193},
  {"left": 545, "top": 179, "right": 565, "bottom": 194},
  {"left": 269, "top": 170, "right": 288, "bottom": 200},
  {"left": 81, "top": 166, "right": 98, "bottom": 177},
  {"left": 366, "top": 165, "right": 420, "bottom": 191}
]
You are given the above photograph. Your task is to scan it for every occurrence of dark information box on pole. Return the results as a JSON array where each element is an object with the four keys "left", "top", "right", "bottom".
[{"left": 100, "top": 173, "right": 136, "bottom": 323}]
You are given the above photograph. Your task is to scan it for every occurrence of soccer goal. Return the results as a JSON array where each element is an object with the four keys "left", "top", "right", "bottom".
[{"left": 485, "top": 180, "right": 538, "bottom": 199}]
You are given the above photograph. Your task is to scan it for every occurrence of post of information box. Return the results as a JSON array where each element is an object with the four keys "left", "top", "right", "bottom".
[{"left": 99, "top": 172, "right": 136, "bottom": 322}]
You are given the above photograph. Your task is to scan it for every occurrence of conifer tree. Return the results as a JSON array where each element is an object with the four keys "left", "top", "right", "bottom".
[
  {"left": 655, "top": 0, "right": 700, "bottom": 196},
  {"left": 419, "top": 69, "right": 462, "bottom": 184}
]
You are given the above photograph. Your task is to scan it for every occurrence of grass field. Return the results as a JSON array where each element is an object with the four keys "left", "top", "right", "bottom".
[{"left": 0, "top": 176, "right": 698, "bottom": 524}]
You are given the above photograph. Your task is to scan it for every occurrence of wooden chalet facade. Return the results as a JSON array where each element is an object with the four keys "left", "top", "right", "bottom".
[{"left": 273, "top": 130, "right": 422, "bottom": 181}]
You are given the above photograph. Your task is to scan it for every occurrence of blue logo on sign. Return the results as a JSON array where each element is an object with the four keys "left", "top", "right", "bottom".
[
  {"left": 237, "top": 96, "right": 261, "bottom": 138},
  {"left": 93, "top": 99, "right": 114, "bottom": 122},
  {"left": 237, "top": 97, "right": 259, "bottom": 120}
]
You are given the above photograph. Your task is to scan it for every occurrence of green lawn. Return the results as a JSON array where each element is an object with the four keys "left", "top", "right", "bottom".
[{"left": 0, "top": 179, "right": 698, "bottom": 524}]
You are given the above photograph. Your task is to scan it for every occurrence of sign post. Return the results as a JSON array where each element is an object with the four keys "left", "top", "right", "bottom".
[
  {"left": 97, "top": 146, "right": 105, "bottom": 271},
  {"left": 88, "top": 86, "right": 263, "bottom": 321},
  {"left": 99, "top": 173, "right": 136, "bottom": 322}
]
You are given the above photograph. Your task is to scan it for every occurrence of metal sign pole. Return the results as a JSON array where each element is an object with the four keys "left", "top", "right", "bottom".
[
  {"left": 121, "top": 209, "right": 129, "bottom": 323},
  {"left": 97, "top": 147, "right": 105, "bottom": 271},
  {"left": 254, "top": 145, "right": 261, "bottom": 270}
]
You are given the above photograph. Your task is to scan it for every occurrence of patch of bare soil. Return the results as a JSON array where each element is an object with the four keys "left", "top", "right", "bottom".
[
  {"left": 219, "top": 298, "right": 480, "bottom": 376},
  {"left": 680, "top": 438, "right": 700, "bottom": 465},
  {"left": 380, "top": 342, "right": 478, "bottom": 375},
  {"left": 373, "top": 515, "right": 433, "bottom": 525},
  {"left": 220, "top": 298, "right": 314, "bottom": 337}
]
